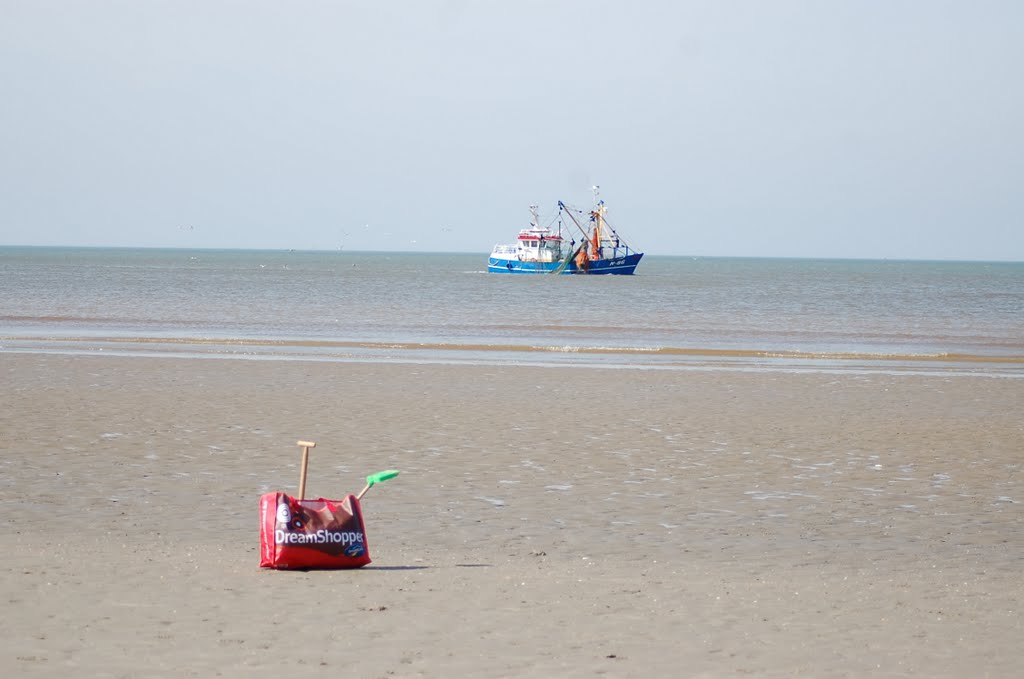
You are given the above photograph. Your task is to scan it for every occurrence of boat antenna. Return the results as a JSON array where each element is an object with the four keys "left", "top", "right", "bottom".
[{"left": 591, "top": 185, "right": 600, "bottom": 204}]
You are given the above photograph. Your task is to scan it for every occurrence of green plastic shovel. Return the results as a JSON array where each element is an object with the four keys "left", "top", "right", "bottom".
[{"left": 356, "top": 470, "right": 400, "bottom": 500}]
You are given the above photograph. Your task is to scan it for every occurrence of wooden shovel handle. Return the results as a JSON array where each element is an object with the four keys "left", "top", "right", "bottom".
[{"left": 297, "top": 440, "right": 316, "bottom": 499}]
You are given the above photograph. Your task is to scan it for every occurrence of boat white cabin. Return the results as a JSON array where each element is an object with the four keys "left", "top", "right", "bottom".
[{"left": 490, "top": 205, "right": 567, "bottom": 263}]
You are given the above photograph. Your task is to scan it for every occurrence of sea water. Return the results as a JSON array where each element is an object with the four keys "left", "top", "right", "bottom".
[{"left": 2, "top": 246, "right": 1022, "bottom": 375}]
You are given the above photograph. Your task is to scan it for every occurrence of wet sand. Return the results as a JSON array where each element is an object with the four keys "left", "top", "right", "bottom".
[{"left": 1, "top": 353, "right": 1021, "bottom": 677}]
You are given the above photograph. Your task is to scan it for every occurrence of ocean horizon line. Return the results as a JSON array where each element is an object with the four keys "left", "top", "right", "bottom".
[{"left": 2, "top": 244, "right": 1021, "bottom": 266}]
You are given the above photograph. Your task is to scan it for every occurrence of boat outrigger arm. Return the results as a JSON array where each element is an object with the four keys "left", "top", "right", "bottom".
[
  {"left": 557, "top": 199, "right": 634, "bottom": 262},
  {"left": 555, "top": 202, "right": 595, "bottom": 273},
  {"left": 557, "top": 200, "right": 592, "bottom": 243}
]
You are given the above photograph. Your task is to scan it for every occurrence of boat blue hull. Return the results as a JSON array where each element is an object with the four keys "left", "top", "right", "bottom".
[{"left": 487, "top": 252, "right": 643, "bottom": 275}]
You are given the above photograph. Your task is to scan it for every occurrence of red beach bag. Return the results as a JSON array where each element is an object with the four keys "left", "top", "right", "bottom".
[{"left": 259, "top": 492, "right": 371, "bottom": 569}]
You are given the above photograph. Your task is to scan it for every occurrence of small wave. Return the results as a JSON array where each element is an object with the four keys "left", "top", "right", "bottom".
[{"left": 3, "top": 334, "right": 1023, "bottom": 376}]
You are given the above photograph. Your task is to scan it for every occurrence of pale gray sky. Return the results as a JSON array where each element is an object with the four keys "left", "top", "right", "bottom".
[{"left": 1, "top": 1, "right": 1022, "bottom": 260}]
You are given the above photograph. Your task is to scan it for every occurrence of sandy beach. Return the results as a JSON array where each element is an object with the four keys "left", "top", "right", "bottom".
[{"left": 1, "top": 353, "right": 1021, "bottom": 677}]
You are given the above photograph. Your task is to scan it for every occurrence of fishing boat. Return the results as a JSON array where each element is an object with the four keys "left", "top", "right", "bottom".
[{"left": 487, "top": 188, "right": 643, "bottom": 274}]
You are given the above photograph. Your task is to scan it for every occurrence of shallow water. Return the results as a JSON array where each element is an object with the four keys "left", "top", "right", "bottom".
[{"left": 2, "top": 247, "right": 1022, "bottom": 374}]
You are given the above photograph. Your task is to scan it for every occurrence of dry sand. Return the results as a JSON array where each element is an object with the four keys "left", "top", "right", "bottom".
[{"left": 1, "top": 353, "right": 1021, "bottom": 677}]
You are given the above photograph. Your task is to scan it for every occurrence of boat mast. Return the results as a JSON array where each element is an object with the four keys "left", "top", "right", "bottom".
[{"left": 589, "top": 186, "right": 603, "bottom": 259}]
